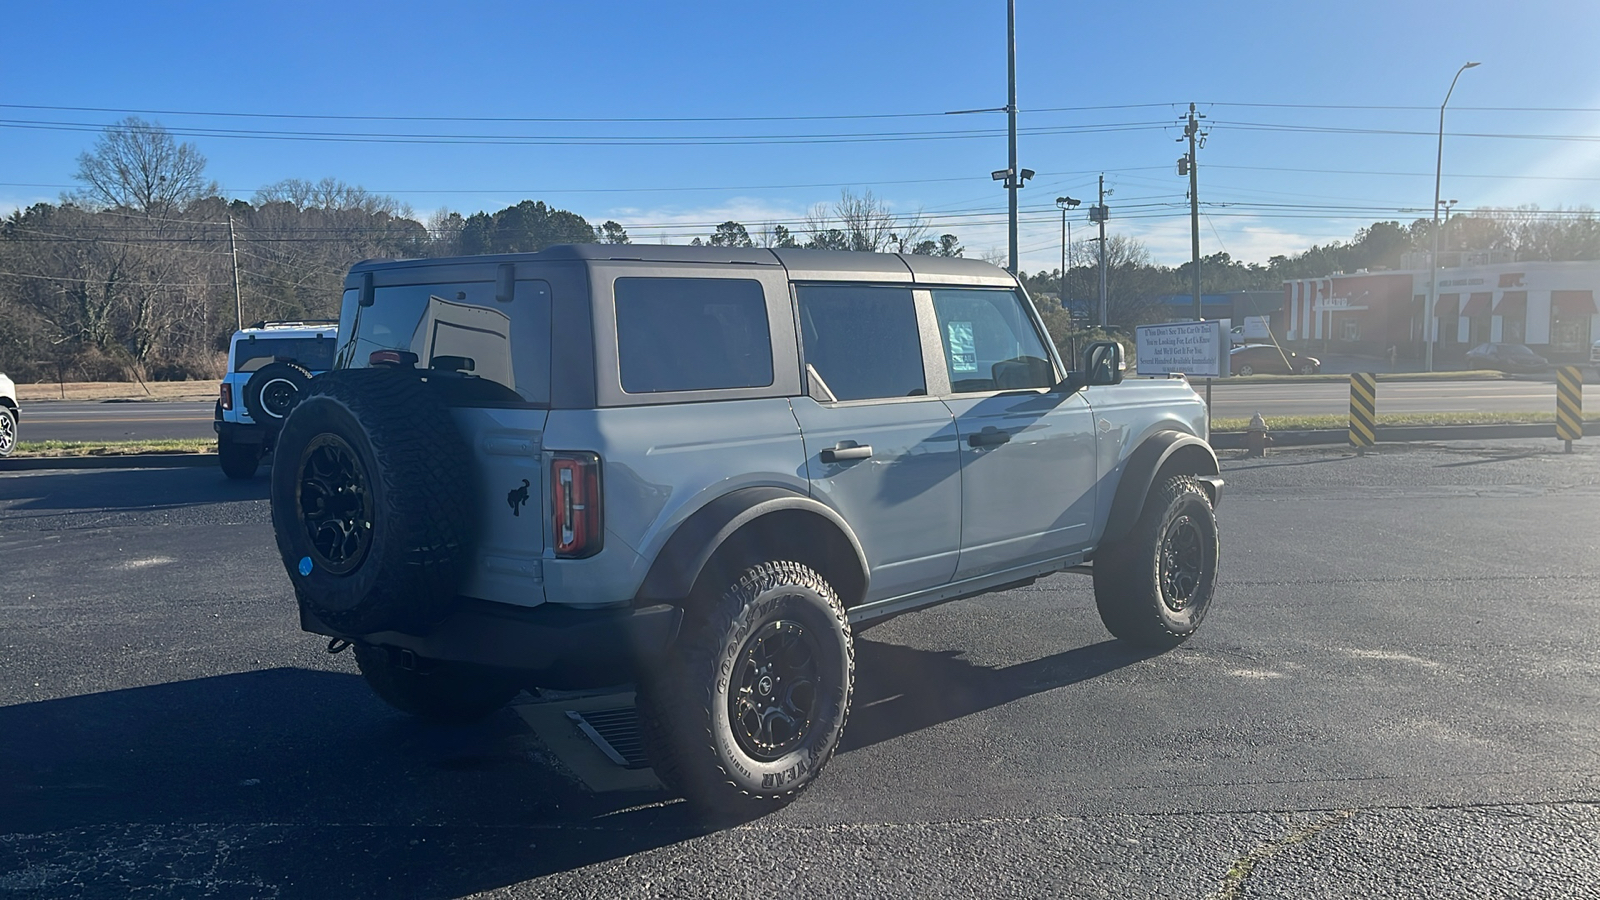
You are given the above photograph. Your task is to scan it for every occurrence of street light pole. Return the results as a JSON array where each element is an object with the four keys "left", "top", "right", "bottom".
[
  {"left": 1056, "top": 196, "right": 1080, "bottom": 309},
  {"left": 1426, "top": 61, "right": 1480, "bottom": 373}
]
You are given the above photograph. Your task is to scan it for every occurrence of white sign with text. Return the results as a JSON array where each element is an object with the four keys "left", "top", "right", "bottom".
[{"left": 1135, "top": 320, "right": 1228, "bottom": 378}]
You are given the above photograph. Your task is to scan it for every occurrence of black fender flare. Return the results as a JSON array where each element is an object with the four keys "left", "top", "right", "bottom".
[
  {"left": 635, "top": 486, "right": 869, "bottom": 606},
  {"left": 1102, "top": 431, "right": 1221, "bottom": 545}
]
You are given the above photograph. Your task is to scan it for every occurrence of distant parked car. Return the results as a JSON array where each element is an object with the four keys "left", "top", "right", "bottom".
[
  {"left": 0, "top": 372, "right": 16, "bottom": 457},
  {"left": 1230, "top": 344, "right": 1320, "bottom": 376},
  {"left": 1464, "top": 343, "right": 1548, "bottom": 373},
  {"left": 1589, "top": 338, "right": 1599, "bottom": 367}
]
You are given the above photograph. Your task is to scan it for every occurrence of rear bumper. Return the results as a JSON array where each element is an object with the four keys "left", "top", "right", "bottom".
[
  {"left": 214, "top": 420, "right": 270, "bottom": 444},
  {"left": 300, "top": 598, "right": 683, "bottom": 687}
]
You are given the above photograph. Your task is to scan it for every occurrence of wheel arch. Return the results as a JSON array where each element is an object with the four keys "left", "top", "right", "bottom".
[
  {"left": 1102, "top": 430, "right": 1219, "bottom": 545},
  {"left": 635, "top": 486, "right": 869, "bottom": 612}
]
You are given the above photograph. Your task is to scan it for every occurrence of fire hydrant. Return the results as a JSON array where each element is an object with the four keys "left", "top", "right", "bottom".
[{"left": 1245, "top": 412, "right": 1270, "bottom": 457}]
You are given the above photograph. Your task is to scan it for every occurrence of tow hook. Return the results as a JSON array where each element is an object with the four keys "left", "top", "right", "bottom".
[{"left": 326, "top": 638, "right": 352, "bottom": 655}]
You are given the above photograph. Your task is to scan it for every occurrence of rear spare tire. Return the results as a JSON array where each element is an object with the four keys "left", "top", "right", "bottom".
[
  {"left": 270, "top": 368, "right": 476, "bottom": 634},
  {"left": 243, "top": 361, "right": 313, "bottom": 427}
]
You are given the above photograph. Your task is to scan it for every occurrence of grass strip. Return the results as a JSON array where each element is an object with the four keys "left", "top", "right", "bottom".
[
  {"left": 1213, "top": 411, "right": 1599, "bottom": 432},
  {"left": 14, "top": 439, "right": 217, "bottom": 457}
]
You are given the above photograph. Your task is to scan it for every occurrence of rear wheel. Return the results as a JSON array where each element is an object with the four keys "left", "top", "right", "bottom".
[
  {"left": 1236, "top": 363, "right": 1255, "bottom": 376},
  {"left": 640, "top": 560, "right": 853, "bottom": 816},
  {"left": 352, "top": 644, "right": 519, "bottom": 724},
  {"left": 1298, "top": 361, "right": 1318, "bottom": 375},
  {"left": 218, "top": 436, "right": 260, "bottom": 479},
  {"left": 1093, "top": 475, "right": 1219, "bottom": 649}
]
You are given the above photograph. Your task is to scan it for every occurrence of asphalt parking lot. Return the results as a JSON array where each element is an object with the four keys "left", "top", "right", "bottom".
[{"left": 1, "top": 440, "right": 1598, "bottom": 898}]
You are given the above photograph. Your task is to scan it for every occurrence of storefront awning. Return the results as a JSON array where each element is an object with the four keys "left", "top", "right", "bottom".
[
  {"left": 1433, "top": 293, "right": 1460, "bottom": 316},
  {"left": 1461, "top": 292, "right": 1492, "bottom": 316},
  {"left": 1552, "top": 290, "right": 1598, "bottom": 316},
  {"left": 1493, "top": 291, "right": 1526, "bottom": 316}
]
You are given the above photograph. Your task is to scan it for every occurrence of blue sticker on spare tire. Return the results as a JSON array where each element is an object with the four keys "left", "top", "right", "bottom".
[{"left": 299, "top": 556, "right": 313, "bottom": 576}]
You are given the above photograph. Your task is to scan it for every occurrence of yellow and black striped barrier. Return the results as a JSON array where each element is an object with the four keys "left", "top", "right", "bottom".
[
  {"left": 1348, "top": 372, "right": 1377, "bottom": 451},
  {"left": 1556, "top": 366, "right": 1583, "bottom": 452}
]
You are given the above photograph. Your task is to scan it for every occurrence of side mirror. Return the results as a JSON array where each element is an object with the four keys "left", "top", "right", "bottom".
[
  {"left": 1082, "top": 341, "right": 1125, "bottom": 386},
  {"left": 358, "top": 272, "right": 375, "bottom": 307}
]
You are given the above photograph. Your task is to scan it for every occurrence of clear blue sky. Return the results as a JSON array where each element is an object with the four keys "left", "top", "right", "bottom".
[{"left": 4, "top": 1, "right": 1599, "bottom": 272}]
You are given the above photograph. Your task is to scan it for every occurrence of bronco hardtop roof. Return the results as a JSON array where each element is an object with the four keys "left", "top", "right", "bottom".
[{"left": 345, "top": 246, "right": 1014, "bottom": 289}]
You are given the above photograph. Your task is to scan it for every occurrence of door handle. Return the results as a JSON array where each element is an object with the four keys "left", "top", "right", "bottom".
[
  {"left": 820, "top": 443, "right": 873, "bottom": 463},
  {"left": 968, "top": 429, "right": 1011, "bottom": 448}
]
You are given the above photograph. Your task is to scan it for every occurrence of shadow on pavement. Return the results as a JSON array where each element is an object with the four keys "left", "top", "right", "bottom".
[
  {"left": 0, "top": 637, "right": 1147, "bottom": 897},
  {"left": 841, "top": 637, "right": 1157, "bottom": 752},
  {"left": 0, "top": 466, "right": 269, "bottom": 514},
  {"left": 0, "top": 668, "right": 713, "bottom": 898}
]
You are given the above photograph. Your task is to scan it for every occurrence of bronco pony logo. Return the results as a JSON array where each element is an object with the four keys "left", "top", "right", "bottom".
[{"left": 507, "top": 479, "right": 531, "bottom": 517}]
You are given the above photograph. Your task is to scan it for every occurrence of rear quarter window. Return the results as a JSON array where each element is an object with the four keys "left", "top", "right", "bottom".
[
  {"left": 233, "top": 337, "right": 336, "bottom": 372},
  {"left": 614, "top": 277, "right": 773, "bottom": 393}
]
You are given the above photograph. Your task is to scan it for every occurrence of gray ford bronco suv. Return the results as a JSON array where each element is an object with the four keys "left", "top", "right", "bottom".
[{"left": 269, "top": 245, "right": 1222, "bottom": 814}]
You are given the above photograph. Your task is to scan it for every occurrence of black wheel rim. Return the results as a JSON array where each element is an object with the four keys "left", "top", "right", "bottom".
[
  {"left": 259, "top": 378, "right": 299, "bottom": 418},
  {"left": 1159, "top": 513, "right": 1205, "bottom": 613},
  {"left": 296, "top": 433, "right": 374, "bottom": 575},
  {"left": 728, "top": 619, "right": 820, "bottom": 762}
]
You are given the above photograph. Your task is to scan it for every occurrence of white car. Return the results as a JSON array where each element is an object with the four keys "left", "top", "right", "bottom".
[
  {"left": 0, "top": 373, "right": 16, "bottom": 457},
  {"left": 214, "top": 321, "right": 337, "bottom": 478}
]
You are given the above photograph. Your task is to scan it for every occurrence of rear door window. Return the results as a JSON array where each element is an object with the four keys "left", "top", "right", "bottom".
[
  {"left": 795, "top": 285, "right": 925, "bottom": 401},
  {"left": 615, "top": 277, "right": 773, "bottom": 393}
]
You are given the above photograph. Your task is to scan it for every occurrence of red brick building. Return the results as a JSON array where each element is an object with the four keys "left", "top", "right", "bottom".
[{"left": 1284, "top": 260, "right": 1599, "bottom": 361}]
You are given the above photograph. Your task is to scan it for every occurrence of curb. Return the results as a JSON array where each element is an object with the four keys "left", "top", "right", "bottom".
[
  {"left": 0, "top": 453, "right": 220, "bottom": 471},
  {"left": 1210, "top": 421, "right": 1595, "bottom": 450}
]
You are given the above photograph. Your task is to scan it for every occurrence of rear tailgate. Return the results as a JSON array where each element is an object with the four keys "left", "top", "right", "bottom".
[{"left": 454, "top": 407, "right": 549, "bottom": 607}]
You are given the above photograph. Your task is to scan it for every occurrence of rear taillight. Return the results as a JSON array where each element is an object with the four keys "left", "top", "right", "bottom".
[
  {"left": 551, "top": 452, "right": 602, "bottom": 558},
  {"left": 219, "top": 382, "right": 232, "bottom": 411}
]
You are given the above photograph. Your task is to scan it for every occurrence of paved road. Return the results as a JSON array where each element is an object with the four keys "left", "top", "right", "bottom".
[
  {"left": 13, "top": 378, "right": 1580, "bottom": 444},
  {"left": 1205, "top": 378, "right": 1561, "bottom": 420},
  {"left": 1, "top": 442, "right": 1597, "bottom": 897},
  {"left": 18, "top": 400, "right": 217, "bottom": 443}
]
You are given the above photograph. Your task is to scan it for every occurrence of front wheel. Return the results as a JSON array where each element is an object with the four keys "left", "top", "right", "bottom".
[
  {"left": 1235, "top": 363, "right": 1255, "bottom": 377},
  {"left": 1298, "top": 362, "right": 1318, "bottom": 375},
  {"left": 0, "top": 406, "right": 15, "bottom": 457},
  {"left": 640, "top": 560, "right": 853, "bottom": 815},
  {"left": 1093, "top": 475, "right": 1220, "bottom": 650}
]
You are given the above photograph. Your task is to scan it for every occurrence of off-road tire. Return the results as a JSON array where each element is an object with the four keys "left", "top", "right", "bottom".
[
  {"left": 640, "top": 561, "right": 853, "bottom": 816},
  {"left": 1093, "top": 475, "right": 1219, "bottom": 650},
  {"left": 0, "top": 406, "right": 15, "bottom": 458},
  {"left": 218, "top": 436, "right": 260, "bottom": 480},
  {"left": 352, "top": 644, "right": 519, "bottom": 724},
  {"left": 270, "top": 368, "right": 476, "bottom": 634},
  {"left": 243, "top": 361, "right": 313, "bottom": 427}
]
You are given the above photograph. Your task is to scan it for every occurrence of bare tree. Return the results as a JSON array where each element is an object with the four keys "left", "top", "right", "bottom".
[{"left": 69, "top": 117, "right": 217, "bottom": 216}]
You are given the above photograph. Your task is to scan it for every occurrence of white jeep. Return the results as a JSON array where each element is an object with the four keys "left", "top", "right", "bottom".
[
  {"left": 213, "top": 321, "right": 336, "bottom": 478},
  {"left": 0, "top": 372, "right": 17, "bottom": 457}
]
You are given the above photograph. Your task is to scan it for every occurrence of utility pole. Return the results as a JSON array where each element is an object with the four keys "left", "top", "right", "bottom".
[
  {"left": 227, "top": 215, "right": 244, "bottom": 331},
  {"left": 1179, "top": 102, "right": 1207, "bottom": 322},
  {"left": 1089, "top": 175, "right": 1111, "bottom": 327},
  {"left": 1056, "top": 196, "right": 1080, "bottom": 310},
  {"left": 1005, "top": 0, "right": 1018, "bottom": 275}
]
